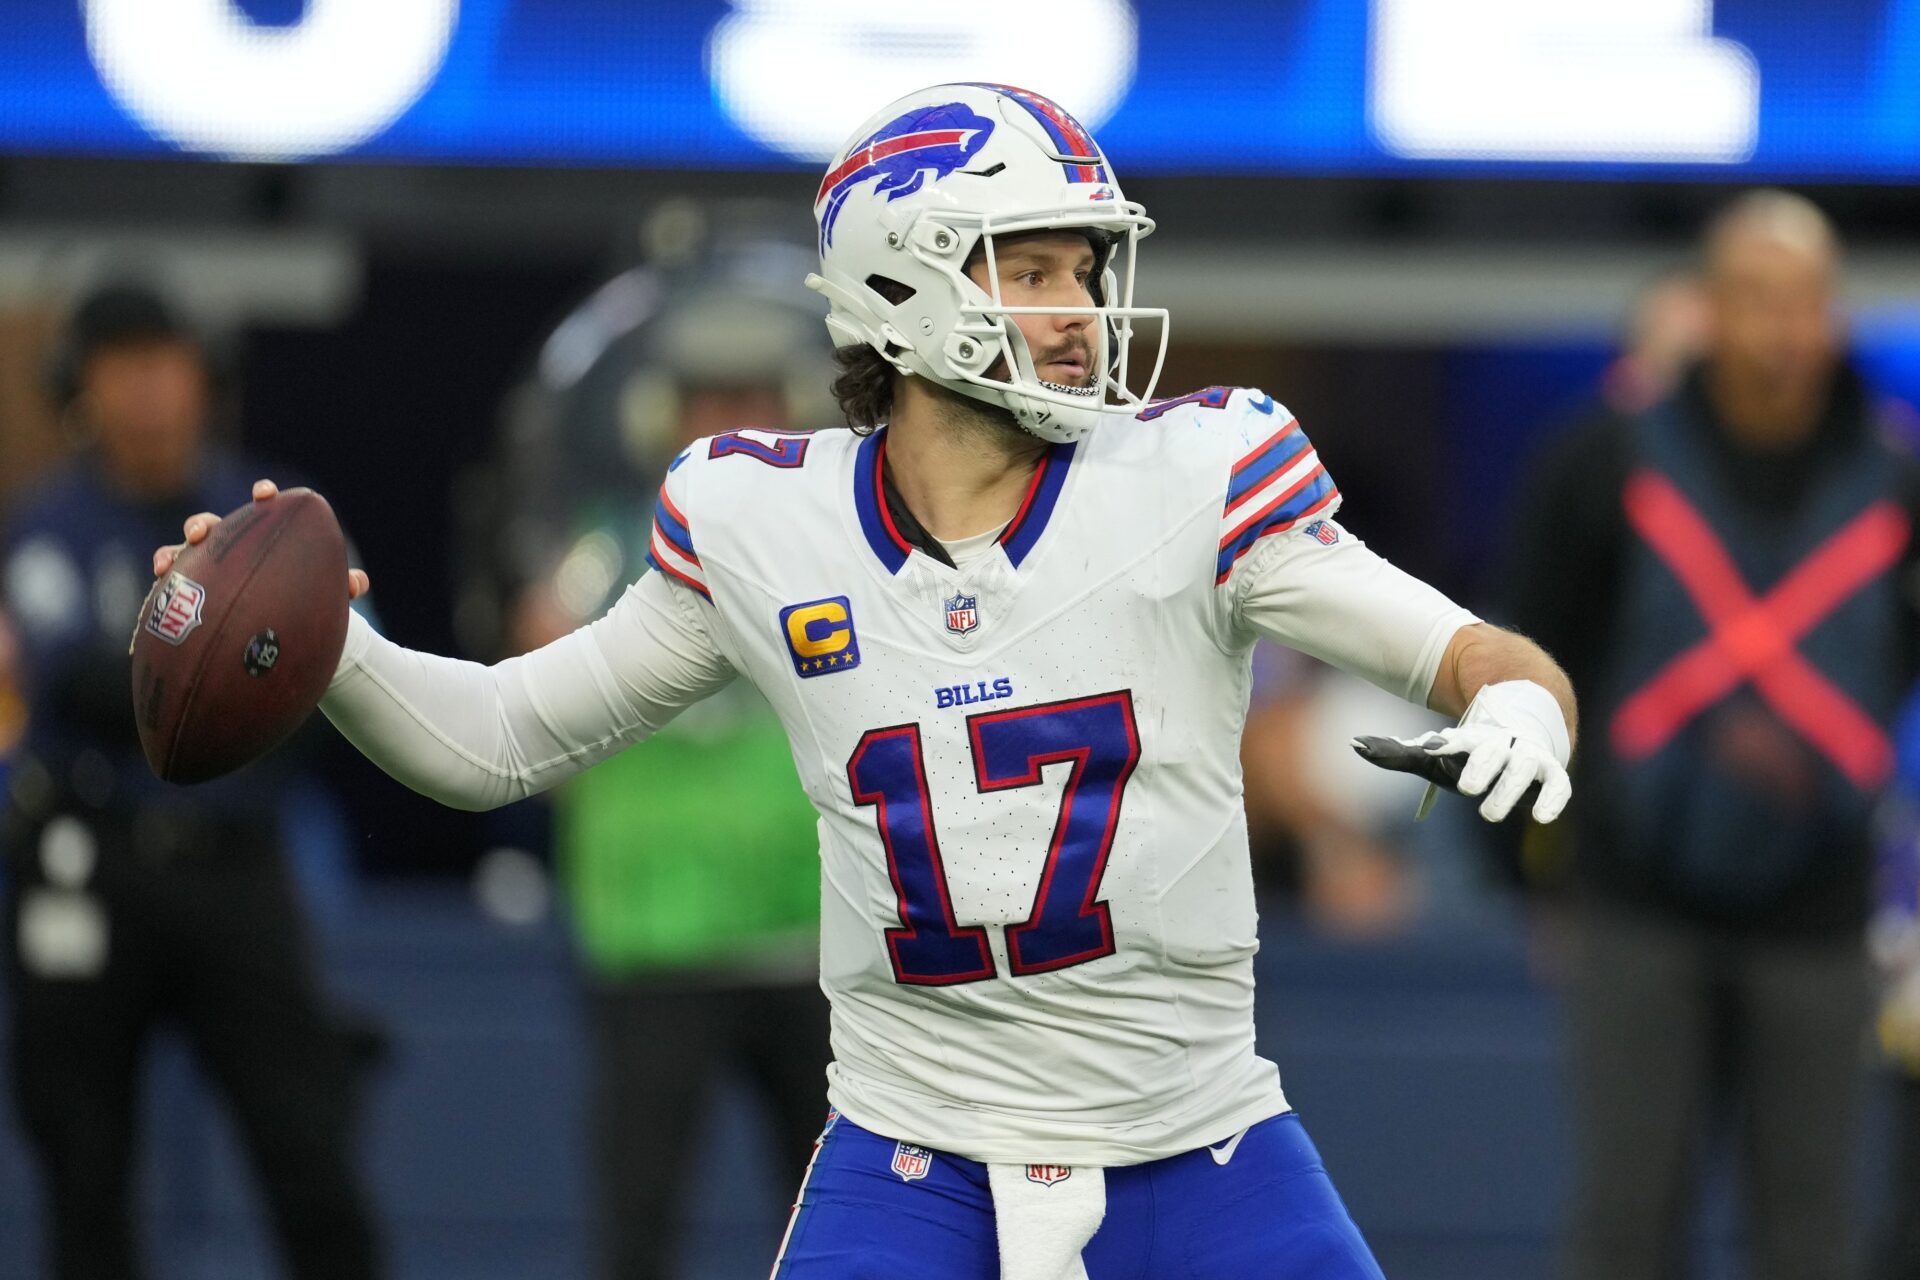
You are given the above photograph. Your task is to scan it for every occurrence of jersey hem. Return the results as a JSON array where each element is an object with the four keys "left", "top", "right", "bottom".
[{"left": 823, "top": 1066, "right": 1291, "bottom": 1167}]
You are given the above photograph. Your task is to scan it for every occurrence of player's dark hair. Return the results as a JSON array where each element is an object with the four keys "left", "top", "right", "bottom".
[
  {"left": 832, "top": 344, "right": 895, "bottom": 435},
  {"left": 834, "top": 273, "right": 916, "bottom": 434}
]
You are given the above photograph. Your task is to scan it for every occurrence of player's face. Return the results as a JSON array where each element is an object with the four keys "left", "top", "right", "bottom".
[{"left": 967, "top": 232, "right": 1098, "bottom": 388}]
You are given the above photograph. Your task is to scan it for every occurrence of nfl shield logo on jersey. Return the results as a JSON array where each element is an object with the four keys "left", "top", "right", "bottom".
[
  {"left": 944, "top": 593, "right": 979, "bottom": 635},
  {"left": 891, "top": 1142, "right": 934, "bottom": 1182},
  {"left": 1304, "top": 519, "right": 1339, "bottom": 546}
]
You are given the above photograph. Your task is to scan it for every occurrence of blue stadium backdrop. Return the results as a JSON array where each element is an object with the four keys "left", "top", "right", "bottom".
[{"left": 2, "top": 0, "right": 1920, "bottom": 177}]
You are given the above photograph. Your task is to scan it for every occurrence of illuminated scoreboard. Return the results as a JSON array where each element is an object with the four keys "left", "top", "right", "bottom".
[{"left": 0, "top": 0, "right": 1915, "bottom": 179}]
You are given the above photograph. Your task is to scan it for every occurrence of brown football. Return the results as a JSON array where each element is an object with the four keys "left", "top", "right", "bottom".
[{"left": 130, "top": 488, "right": 350, "bottom": 784}]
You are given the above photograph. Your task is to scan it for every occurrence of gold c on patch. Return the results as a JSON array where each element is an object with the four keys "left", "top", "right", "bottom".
[{"left": 780, "top": 596, "right": 860, "bottom": 678}]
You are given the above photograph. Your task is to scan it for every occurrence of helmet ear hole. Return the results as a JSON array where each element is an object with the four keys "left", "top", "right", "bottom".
[
  {"left": 867, "top": 276, "right": 924, "bottom": 354},
  {"left": 865, "top": 275, "right": 916, "bottom": 305}
]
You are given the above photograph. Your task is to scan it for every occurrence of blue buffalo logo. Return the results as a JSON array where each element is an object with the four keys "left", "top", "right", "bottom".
[{"left": 815, "top": 103, "right": 995, "bottom": 250}]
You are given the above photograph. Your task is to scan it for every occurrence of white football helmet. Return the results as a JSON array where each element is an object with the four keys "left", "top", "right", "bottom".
[{"left": 804, "top": 83, "right": 1168, "bottom": 443}]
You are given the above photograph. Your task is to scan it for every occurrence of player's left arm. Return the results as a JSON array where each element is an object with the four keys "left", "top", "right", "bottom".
[
  {"left": 1230, "top": 515, "right": 1575, "bottom": 825},
  {"left": 1420, "top": 620, "right": 1578, "bottom": 821},
  {"left": 1209, "top": 394, "right": 1573, "bottom": 822},
  {"left": 1430, "top": 623, "right": 1577, "bottom": 733}
]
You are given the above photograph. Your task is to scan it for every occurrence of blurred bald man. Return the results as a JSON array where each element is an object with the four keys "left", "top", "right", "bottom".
[{"left": 1504, "top": 191, "right": 1920, "bottom": 1280}]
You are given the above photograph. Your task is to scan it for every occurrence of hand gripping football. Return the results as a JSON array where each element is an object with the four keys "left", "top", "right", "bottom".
[{"left": 129, "top": 489, "right": 350, "bottom": 783}]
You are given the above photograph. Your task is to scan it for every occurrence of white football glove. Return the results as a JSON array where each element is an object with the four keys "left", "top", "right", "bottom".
[{"left": 1353, "top": 680, "right": 1573, "bottom": 824}]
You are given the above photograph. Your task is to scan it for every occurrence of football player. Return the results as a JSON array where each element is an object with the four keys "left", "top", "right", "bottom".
[{"left": 157, "top": 84, "right": 1575, "bottom": 1280}]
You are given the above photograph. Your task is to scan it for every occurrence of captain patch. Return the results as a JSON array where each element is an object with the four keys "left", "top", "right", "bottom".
[{"left": 780, "top": 596, "right": 861, "bottom": 678}]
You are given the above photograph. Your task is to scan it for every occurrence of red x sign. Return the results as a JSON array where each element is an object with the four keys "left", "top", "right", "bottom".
[{"left": 1610, "top": 469, "right": 1909, "bottom": 790}]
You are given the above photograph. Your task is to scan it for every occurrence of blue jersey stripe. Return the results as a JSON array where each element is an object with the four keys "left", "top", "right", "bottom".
[
  {"left": 999, "top": 441, "right": 1077, "bottom": 568},
  {"left": 853, "top": 430, "right": 911, "bottom": 574},
  {"left": 652, "top": 497, "right": 697, "bottom": 563},
  {"left": 1214, "top": 471, "right": 1340, "bottom": 582},
  {"left": 1224, "top": 427, "right": 1309, "bottom": 511},
  {"left": 645, "top": 547, "right": 711, "bottom": 601}
]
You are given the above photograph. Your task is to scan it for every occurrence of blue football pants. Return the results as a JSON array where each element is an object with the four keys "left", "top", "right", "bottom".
[{"left": 770, "top": 1110, "right": 1387, "bottom": 1279}]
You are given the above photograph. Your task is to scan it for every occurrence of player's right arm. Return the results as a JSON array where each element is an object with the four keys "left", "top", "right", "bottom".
[{"left": 153, "top": 478, "right": 736, "bottom": 811}]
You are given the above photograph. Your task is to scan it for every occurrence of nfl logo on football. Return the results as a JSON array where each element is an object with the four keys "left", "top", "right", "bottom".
[
  {"left": 144, "top": 572, "right": 206, "bottom": 646},
  {"left": 891, "top": 1142, "right": 934, "bottom": 1182},
  {"left": 944, "top": 592, "right": 979, "bottom": 636}
]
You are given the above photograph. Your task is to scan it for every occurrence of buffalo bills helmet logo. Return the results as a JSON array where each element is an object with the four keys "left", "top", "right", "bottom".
[{"left": 815, "top": 103, "right": 996, "bottom": 250}]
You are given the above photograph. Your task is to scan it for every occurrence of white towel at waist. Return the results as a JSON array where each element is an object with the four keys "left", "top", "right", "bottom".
[{"left": 987, "top": 1162, "right": 1106, "bottom": 1280}]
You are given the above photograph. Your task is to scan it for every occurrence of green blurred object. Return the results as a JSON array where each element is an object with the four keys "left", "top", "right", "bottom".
[{"left": 559, "top": 681, "right": 820, "bottom": 976}]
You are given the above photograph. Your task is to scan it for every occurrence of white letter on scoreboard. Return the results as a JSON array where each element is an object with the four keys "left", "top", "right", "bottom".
[
  {"left": 707, "top": 0, "right": 1138, "bottom": 161},
  {"left": 1370, "top": 0, "right": 1760, "bottom": 163},
  {"left": 84, "top": 0, "right": 459, "bottom": 161}
]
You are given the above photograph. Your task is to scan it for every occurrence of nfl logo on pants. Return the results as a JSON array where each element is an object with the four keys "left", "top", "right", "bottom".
[
  {"left": 891, "top": 1142, "right": 933, "bottom": 1182},
  {"left": 944, "top": 593, "right": 978, "bottom": 635}
]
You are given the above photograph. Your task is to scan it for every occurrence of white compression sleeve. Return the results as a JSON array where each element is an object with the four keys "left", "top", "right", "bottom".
[
  {"left": 1234, "top": 518, "right": 1477, "bottom": 706},
  {"left": 319, "top": 571, "right": 735, "bottom": 810}
]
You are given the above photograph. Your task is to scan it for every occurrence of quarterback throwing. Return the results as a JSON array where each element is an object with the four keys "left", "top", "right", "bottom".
[{"left": 157, "top": 83, "right": 1574, "bottom": 1280}]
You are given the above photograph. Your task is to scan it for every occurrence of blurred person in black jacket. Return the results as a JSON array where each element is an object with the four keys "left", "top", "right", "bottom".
[
  {"left": 1504, "top": 192, "right": 1920, "bottom": 1280},
  {"left": 1872, "top": 785, "right": 1920, "bottom": 1280},
  {"left": 0, "top": 283, "right": 383, "bottom": 1280}
]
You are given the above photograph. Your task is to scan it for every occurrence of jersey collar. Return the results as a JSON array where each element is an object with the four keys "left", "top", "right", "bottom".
[{"left": 852, "top": 427, "right": 1078, "bottom": 575}]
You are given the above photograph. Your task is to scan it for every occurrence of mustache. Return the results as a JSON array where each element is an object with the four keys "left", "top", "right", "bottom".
[{"left": 1034, "top": 336, "right": 1095, "bottom": 369}]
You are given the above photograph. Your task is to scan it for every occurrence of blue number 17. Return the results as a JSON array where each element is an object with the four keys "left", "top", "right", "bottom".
[{"left": 846, "top": 691, "right": 1141, "bottom": 986}]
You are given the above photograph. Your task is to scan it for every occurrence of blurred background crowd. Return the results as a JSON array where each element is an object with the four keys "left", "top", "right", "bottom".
[{"left": 2, "top": 2, "right": 1920, "bottom": 1278}]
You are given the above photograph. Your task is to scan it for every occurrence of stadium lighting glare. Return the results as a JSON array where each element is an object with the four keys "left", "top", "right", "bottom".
[
  {"left": 84, "top": 0, "right": 460, "bottom": 161},
  {"left": 1370, "top": 0, "right": 1760, "bottom": 162},
  {"left": 706, "top": 0, "right": 1139, "bottom": 161}
]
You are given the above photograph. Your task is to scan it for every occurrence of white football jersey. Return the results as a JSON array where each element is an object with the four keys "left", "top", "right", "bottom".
[{"left": 641, "top": 387, "right": 1473, "bottom": 1166}]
